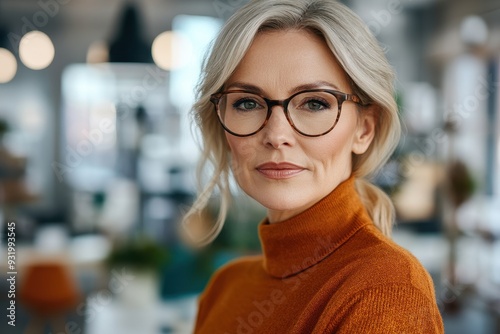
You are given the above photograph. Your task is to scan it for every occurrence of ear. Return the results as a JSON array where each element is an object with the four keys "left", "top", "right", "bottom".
[{"left": 352, "top": 106, "right": 376, "bottom": 155}]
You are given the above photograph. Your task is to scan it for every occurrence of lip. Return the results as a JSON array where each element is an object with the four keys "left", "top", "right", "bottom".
[{"left": 256, "top": 162, "right": 306, "bottom": 179}]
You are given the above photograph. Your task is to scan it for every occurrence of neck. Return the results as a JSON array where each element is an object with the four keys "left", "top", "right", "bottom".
[{"left": 258, "top": 175, "right": 373, "bottom": 278}]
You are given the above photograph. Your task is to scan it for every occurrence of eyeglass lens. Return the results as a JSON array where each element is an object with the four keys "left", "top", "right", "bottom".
[{"left": 217, "top": 91, "right": 340, "bottom": 136}]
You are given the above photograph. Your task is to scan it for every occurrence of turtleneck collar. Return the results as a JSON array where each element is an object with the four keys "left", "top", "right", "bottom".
[{"left": 258, "top": 175, "right": 372, "bottom": 278}]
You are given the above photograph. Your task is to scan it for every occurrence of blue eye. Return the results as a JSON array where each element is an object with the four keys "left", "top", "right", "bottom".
[
  {"left": 233, "top": 99, "right": 261, "bottom": 111},
  {"left": 304, "top": 99, "right": 330, "bottom": 111}
]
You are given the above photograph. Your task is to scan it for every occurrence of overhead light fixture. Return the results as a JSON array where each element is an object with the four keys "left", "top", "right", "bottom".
[
  {"left": 19, "top": 31, "right": 55, "bottom": 70},
  {"left": 0, "top": 48, "right": 17, "bottom": 83},
  {"left": 0, "top": 23, "right": 17, "bottom": 83},
  {"left": 87, "top": 41, "right": 109, "bottom": 64},
  {"left": 109, "top": 3, "right": 152, "bottom": 63},
  {"left": 152, "top": 31, "right": 191, "bottom": 70}
]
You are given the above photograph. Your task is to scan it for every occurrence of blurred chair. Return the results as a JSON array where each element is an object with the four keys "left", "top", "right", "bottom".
[{"left": 20, "top": 261, "right": 81, "bottom": 334}]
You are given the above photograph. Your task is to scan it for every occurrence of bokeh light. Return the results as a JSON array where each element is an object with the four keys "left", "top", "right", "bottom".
[
  {"left": 19, "top": 31, "right": 55, "bottom": 70},
  {"left": 86, "top": 41, "right": 109, "bottom": 64},
  {"left": 152, "top": 31, "right": 191, "bottom": 70},
  {"left": 0, "top": 48, "right": 17, "bottom": 83}
]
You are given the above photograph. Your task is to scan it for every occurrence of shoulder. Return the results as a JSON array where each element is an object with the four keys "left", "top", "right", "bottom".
[
  {"left": 199, "top": 254, "right": 262, "bottom": 298},
  {"left": 317, "top": 226, "right": 444, "bottom": 332},
  {"left": 209, "top": 254, "right": 262, "bottom": 281},
  {"left": 196, "top": 254, "right": 262, "bottom": 320},
  {"left": 321, "top": 281, "right": 444, "bottom": 333},
  {"left": 335, "top": 224, "right": 437, "bottom": 297}
]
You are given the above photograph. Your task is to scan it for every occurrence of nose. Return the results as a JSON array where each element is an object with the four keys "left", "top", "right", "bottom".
[{"left": 261, "top": 106, "right": 296, "bottom": 149}]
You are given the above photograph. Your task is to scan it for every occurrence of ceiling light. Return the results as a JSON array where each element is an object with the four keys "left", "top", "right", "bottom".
[
  {"left": 19, "top": 31, "right": 55, "bottom": 70},
  {"left": 87, "top": 41, "right": 109, "bottom": 64},
  {"left": 0, "top": 48, "right": 17, "bottom": 83},
  {"left": 152, "top": 31, "right": 189, "bottom": 70}
]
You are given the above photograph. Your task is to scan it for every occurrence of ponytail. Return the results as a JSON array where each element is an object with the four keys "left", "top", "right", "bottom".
[{"left": 355, "top": 178, "right": 395, "bottom": 237}]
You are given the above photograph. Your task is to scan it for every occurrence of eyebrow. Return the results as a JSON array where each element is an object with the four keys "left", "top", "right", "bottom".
[{"left": 225, "top": 80, "right": 343, "bottom": 95}]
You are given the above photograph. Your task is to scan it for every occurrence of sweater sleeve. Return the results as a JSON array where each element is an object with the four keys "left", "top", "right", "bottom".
[{"left": 324, "top": 283, "right": 444, "bottom": 334}]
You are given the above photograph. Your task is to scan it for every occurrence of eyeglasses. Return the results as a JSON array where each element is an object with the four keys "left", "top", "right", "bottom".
[{"left": 210, "top": 89, "right": 363, "bottom": 137}]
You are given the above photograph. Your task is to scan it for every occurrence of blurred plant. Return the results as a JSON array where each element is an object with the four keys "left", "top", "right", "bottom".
[{"left": 106, "top": 236, "right": 170, "bottom": 273}]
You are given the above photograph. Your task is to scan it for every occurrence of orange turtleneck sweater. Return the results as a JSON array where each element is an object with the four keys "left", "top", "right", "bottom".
[{"left": 194, "top": 177, "right": 444, "bottom": 333}]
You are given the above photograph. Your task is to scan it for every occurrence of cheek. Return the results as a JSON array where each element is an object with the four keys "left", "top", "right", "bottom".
[
  {"left": 309, "top": 127, "right": 356, "bottom": 168},
  {"left": 226, "top": 136, "right": 256, "bottom": 178}
]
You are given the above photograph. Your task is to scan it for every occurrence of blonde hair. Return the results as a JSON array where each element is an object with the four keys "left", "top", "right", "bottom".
[{"left": 184, "top": 0, "right": 401, "bottom": 245}]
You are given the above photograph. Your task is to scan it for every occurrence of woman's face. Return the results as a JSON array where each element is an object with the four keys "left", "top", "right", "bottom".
[{"left": 225, "top": 30, "right": 375, "bottom": 223}]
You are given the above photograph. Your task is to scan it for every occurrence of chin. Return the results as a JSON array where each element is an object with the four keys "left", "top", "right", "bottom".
[
  {"left": 248, "top": 187, "right": 313, "bottom": 212},
  {"left": 237, "top": 175, "right": 326, "bottom": 215}
]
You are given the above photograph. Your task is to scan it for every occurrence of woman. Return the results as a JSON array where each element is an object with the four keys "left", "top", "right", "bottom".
[{"left": 185, "top": 0, "right": 444, "bottom": 333}]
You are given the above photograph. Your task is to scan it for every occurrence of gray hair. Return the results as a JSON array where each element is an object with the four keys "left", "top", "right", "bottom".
[{"left": 184, "top": 0, "right": 401, "bottom": 245}]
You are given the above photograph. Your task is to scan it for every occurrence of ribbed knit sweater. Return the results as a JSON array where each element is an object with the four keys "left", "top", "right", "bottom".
[{"left": 194, "top": 176, "right": 444, "bottom": 333}]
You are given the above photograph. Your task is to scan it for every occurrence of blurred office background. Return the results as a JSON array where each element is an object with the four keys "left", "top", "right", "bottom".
[{"left": 0, "top": 0, "right": 499, "bottom": 333}]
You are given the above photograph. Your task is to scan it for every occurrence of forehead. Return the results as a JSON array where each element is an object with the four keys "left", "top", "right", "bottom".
[{"left": 227, "top": 29, "right": 351, "bottom": 94}]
